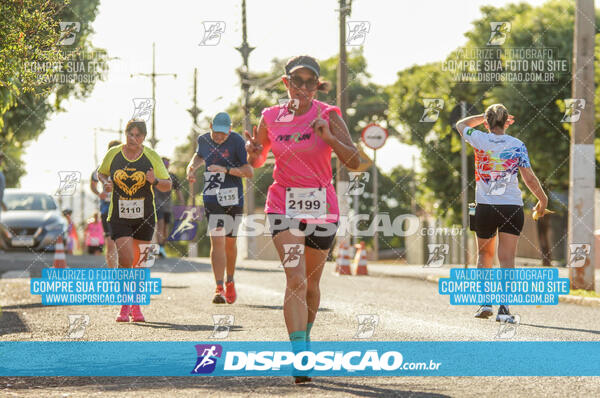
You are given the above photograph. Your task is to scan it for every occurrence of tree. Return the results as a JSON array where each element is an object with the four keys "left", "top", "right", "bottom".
[{"left": 0, "top": 0, "right": 104, "bottom": 187}]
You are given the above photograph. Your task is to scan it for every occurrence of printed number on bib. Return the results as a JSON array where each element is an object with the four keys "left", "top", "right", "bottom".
[
  {"left": 119, "top": 199, "right": 144, "bottom": 219},
  {"left": 217, "top": 187, "right": 239, "bottom": 206},
  {"left": 285, "top": 187, "right": 326, "bottom": 219}
]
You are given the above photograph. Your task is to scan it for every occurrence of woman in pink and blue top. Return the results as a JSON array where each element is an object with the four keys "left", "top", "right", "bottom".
[{"left": 245, "top": 55, "right": 360, "bottom": 383}]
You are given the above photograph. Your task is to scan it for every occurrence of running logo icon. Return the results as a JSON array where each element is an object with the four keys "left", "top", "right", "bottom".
[
  {"left": 56, "top": 171, "right": 81, "bottom": 196},
  {"left": 419, "top": 99, "right": 444, "bottom": 122},
  {"left": 191, "top": 344, "right": 223, "bottom": 374},
  {"left": 495, "top": 314, "right": 520, "bottom": 339},
  {"left": 346, "top": 172, "right": 370, "bottom": 195},
  {"left": 199, "top": 21, "right": 225, "bottom": 46},
  {"left": 561, "top": 99, "right": 586, "bottom": 123},
  {"left": 203, "top": 172, "right": 225, "bottom": 195},
  {"left": 136, "top": 243, "right": 159, "bottom": 267},
  {"left": 487, "top": 22, "right": 511, "bottom": 45},
  {"left": 425, "top": 244, "right": 448, "bottom": 268},
  {"left": 210, "top": 314, "right": 234, "bottom": 339},
  {"left": 169, "top": 206, "right": 202, "bottom": 241},
  {"left": 67, "top": 314, "right": 90, "bottom": 339},
  {"left": 568, "top": 244, "right": 590, "bottom": 268},
  {"left": 281, "top": 244, "right": 305, "bottom": 268},
  {"left": 275, "top": 98, "right": 299, "bottom": 123},
  {"left": 346, "top": 21, "right": 370, "bottom": 46},
  {"left": 354, "top": 314, "right": 379, "bottom": 339},
  {"left": 487, "top": 171, "right": 511, "bottom": 196},
  {"left": 58, "top": 22, "right": 80, "bottom": 45},
  {"left": 131, "top": 98, "right": 155, "bottom": 122}
]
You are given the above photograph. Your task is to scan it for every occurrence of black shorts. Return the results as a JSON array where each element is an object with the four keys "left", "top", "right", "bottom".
[
  {"left": 204, "top": 202, "right": 243, "bottom": 238},
  {"left": 101, "top": 212, "right": 111, "bottom": 237},
  {"left": 110, "top": 218, "right": 156, "bottom": 241},
  {"left": 267, "top": 214, "right": 338, "bottom": 250},
  {"left": 474, "top": 204, "right": 524, "bottom": 239},
  {"left": 87, "top": 245, "right": 103, "bottom": 255},
  {"left": 157, "top": 208, "right": 172, "bottom": 223}
]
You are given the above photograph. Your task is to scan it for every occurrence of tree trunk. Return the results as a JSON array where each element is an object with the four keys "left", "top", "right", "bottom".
[{"left": 537, "top": 216, "right": 552, "bottom": 266}]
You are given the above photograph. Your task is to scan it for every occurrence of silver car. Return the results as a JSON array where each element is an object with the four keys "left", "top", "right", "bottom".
[{"left": 0, "top": 189, "right": 68, "bottom": 252}]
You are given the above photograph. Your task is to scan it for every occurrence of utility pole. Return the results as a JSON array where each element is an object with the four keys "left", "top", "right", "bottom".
[
  {"left": 236, "top": 0, "right": 256, "bottom": 260},
  {"left": 460, "top": 101, "right": 468, "bottom": 267},
  {"left": 569, "top": 0, "right": 595, "bottom": 290},
  {"left": 372, "top": 150, "right": 378, "bottom": 260},
  {"left": 337, "top": 0, "right": 351, "bottom": 243},
  {"left": 187, "top": 68, "right": 201, "bottom": 207},
  {"left": 131, "top": 42, "right": 177, "bottom": 149}
]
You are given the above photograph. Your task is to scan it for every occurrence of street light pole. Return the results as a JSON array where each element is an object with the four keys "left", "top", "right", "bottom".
[
  {"left": 236, "top": 0, "right": 256, "bottom": 260},
  {"left": 337, "top": 0, "right": 351, "bottom": 243},
  {"left": 187, "top": 68, "right": 202, "bottom": 207}
]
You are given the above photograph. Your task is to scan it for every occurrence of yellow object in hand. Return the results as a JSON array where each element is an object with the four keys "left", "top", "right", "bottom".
[{"left": 532, "top": 209, "right": 555, "bottom": 221}]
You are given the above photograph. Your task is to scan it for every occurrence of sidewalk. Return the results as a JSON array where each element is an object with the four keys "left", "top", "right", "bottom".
[{"left": 367, "top": 263, "right": 600, "bottom": 307}]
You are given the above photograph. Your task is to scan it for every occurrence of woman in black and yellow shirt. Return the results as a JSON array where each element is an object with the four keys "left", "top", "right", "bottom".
[{"left": 98, "top": 119, "right": 171, "bottom": 322}]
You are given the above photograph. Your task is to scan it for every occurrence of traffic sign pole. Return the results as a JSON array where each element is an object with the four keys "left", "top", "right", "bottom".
[{"left": 361, "top": 124, "right": 388, "bottom": 261}]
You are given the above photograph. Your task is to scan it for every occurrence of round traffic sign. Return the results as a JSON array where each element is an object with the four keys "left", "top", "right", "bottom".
[{"left": 361, "top": 124, "right": 388, "bottom": 150}]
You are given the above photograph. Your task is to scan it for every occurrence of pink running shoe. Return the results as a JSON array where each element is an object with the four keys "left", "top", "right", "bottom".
[
  {"left": 130, "top": 305, "right": 145, "bottom": 322},
  {"left": 116, "top": 305, "right": 130, "bottom": 322}
]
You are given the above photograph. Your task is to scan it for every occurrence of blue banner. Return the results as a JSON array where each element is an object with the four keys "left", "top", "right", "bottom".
[
  {"left": 1, "top": 341, "right": 598, "bottom": 376},
  {"left": 439, "top": 268, "right": 570, "bottom": 305},
  {"left": 29, "top": 268, "right": 161, "bottom": 305}
]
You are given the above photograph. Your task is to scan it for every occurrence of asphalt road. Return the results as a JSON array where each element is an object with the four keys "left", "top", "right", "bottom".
[{"left": 1, "top": 252, "right": 600, "bottom": 397}]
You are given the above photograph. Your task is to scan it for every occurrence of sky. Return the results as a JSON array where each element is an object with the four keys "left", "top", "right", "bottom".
[{"left": 19, "top": 0, "right": 551, "bottom": 194}]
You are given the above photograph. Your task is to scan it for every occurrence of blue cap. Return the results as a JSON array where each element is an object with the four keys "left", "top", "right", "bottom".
[{"left": 212, "top": 112, "right": 231, "bottom": 134}]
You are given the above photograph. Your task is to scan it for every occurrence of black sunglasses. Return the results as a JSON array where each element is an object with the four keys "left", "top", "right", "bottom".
[{"left": 287, "top": 74, "right": 319, "bottom": 90}]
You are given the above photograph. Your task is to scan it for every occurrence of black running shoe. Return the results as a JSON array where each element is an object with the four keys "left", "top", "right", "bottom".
[
  {"left": 496, "top": 305, "right": 516, "bottom": 323},
  {"left": 474, "top": 305, "right": 493, "bottom": 319}
]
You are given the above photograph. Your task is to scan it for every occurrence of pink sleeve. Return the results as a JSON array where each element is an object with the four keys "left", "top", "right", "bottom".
[{"left": 324, "top": 104, "right": 342, "bottom": 119}]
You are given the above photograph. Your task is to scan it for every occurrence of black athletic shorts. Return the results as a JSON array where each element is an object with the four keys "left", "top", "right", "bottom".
[
  {"left": 473, "top": 203, "right": 524, "bottom": 239},
  {"left": 156, "top": 207, "right": 172, "bottom": 223},
  {"left": 87, "top": 245, "right": 103, "bottom": 255},
  {"left": 267, "top": 214, "right": 338, "bottom": 250},
  {"left": 101, "top": 212, "right": 111, "bottom": 237},
  {"left": 110, "top": 218, "right": 156, "bottom": 241},
  {"left": 204, "top": 202, "right": 243, "bottom": 238}
]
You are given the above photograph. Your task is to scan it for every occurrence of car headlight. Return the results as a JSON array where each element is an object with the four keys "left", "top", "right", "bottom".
[{"left": 45, "top": 223, "right": 65, "bottom": 232}]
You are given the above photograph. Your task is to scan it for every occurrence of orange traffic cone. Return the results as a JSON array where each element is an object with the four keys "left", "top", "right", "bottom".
[
  {"left": 335, "top": 240, "right": 352, "bottom": 275},
  {"left": 53, "top": 235, "right": 67, "bottom": 268},
  {"left": 353, "top": 241, "right": 368, "bottom": 275}
]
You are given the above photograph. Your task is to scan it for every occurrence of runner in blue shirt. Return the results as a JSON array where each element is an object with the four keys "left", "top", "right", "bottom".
[{"left": 186, "top": 112, "right": 253, "bottom": 305}]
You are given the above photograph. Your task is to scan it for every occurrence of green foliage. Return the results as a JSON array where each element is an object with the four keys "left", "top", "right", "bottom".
[
  {"left": 388, "top": 0, "right": 589, "bottom": 224},
  {"left": 0, "top": 0, "right": 104, "bottom": 187}
]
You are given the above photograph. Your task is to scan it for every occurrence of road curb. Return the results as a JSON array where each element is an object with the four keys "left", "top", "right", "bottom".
[{"left": 421, "top": 274, "right": 600, "bottom": 307}]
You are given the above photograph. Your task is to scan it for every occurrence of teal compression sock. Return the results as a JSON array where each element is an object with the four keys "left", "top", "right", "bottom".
[{"left": 306, "top": 322, "right": 314, "bottom": 342}]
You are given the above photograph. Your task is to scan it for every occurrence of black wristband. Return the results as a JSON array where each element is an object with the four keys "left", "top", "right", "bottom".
[{"left": 152, "top": 179, "right": 159, "bottom": 187}]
